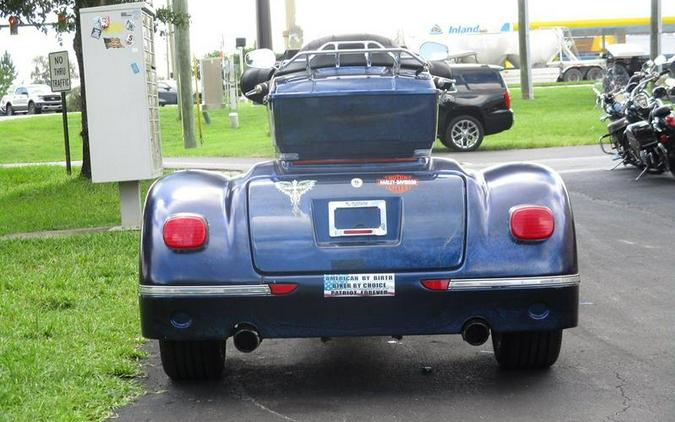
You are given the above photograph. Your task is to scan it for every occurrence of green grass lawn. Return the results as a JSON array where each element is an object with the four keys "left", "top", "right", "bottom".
[
  {"left": 1, "top": 166, "right": 122, "bottom": 235},
  {"left": 0, "top": 231, "right": 143, "bottom": 421},
  {"left": 467, "top": 86, "right": 605, "bottom": 151},
  {"left": 0, "top": 85, "right": 602, "bottom": 164}
]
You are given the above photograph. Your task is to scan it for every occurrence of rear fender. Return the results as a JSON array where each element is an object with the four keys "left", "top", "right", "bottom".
[
  {"left": 461, "top": 161, "right": 577, "bottom": 277},
  {"left": 141, "top": 170, "right": 260, "bottom": 285}
]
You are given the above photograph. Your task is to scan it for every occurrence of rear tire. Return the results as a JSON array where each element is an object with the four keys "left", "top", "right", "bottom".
[
  {"left": 5, "top": 103, "right": 13, "bottom": 116},
  {"left": 585, "top": 66, "right": 603, "bottom": 81},
  {"left": 562, "top": 68, "right": 583, "bottom": 82},
  {"left": 159, "top": 340, "right": 226, "bottom": 381},
  {"left": 442, "top": 115, "right": 484, "bottom": 152},
  {"left": 492, "top": 330, "right": 563, "bottom": 369}
]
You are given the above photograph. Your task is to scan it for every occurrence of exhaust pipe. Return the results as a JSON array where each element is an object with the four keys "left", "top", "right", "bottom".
[
  {"left": 233, "top": 324, "right": 261, "bottom": 353},
  {"left": 461, "top": 319, "right": 490, "bottom": 346}
]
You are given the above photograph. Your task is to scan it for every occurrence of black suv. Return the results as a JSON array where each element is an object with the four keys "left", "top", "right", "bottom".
[{"left": 432, "top": 64, "right": 513, "bottom": 152}]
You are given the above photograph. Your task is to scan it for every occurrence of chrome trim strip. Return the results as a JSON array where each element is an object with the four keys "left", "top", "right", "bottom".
[
  {"left": 449, "top": 274, "right": 580, "bottom": 290},
  {"left": 139, "top": 284, "right": 271, "bottom": 297}
]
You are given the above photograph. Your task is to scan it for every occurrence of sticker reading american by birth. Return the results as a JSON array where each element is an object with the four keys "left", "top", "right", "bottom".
[{"left": 323, "top": 273, "right": 395, "bottom": 297}]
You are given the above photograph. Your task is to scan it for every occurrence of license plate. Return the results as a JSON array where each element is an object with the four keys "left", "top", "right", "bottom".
[
  {"left": 323, "top": 273, "right": 395, "bottom": 297},
  {"left": 328, "top": 200, "right": 387, "bottom": 237}
]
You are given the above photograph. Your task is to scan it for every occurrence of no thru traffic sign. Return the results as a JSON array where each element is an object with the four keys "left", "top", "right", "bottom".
[{"left": 48, "top": 51, "right": 71, "bottom": 93}]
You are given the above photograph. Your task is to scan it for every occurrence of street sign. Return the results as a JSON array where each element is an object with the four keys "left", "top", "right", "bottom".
[
  {"left": 48, "top": 51, "right": 71, "bottom": 93},
  {"left": 49, "top": 51, "right": 72, "bottom": 175}
]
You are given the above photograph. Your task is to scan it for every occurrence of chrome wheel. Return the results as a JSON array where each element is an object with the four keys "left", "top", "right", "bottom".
[{"left": 451, "top": 119, "right": 481, "bottom": 150}]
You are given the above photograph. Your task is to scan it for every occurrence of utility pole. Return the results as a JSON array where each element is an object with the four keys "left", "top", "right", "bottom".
[
  {"left": 650, "top": 0, "right": 662, "bottom": 59},
  {"left": 284, "top": 0, "right": 295, "bottom": 50},
  {"left": 256, "top": 0, "right": 273, "bottom": 49},
  {"left": 517, "top": 0, "right": 534, "bottom": 100},
  {"left": 171, "top": 0, "right": 196, "bottom": 148}
]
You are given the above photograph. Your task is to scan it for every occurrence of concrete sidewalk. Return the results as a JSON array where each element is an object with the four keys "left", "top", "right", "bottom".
[{"left": 1, "top": 145, "right": 612, "bottom": 174}]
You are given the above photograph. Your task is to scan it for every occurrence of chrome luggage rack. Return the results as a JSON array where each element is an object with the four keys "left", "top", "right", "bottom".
[{"left": 277, "top": 40, "right": 429, "bottom": 77}]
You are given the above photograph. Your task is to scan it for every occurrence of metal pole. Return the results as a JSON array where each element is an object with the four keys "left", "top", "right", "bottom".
[
  {"left": 518, "top": 0, "right": 533, "bottom": 100},
  {"left": 256, "top": 0, "right": 273, "bottom": 49},
  {"left": 119, "top": 181, "right": 142, "bottom": 228},
  {"left": 650, "top": 0, "right": 662, "bottom": 59},
  {"left": 60, "top": 92, "right": 71, "bottom": 175},
  {"left": 284, "top": 0, "right": 295, "bottom": 50},
  {"left": 171, "top": 0, "right": 197, "bottom": 148}
]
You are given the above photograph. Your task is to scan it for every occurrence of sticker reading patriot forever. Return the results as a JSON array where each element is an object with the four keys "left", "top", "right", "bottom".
[{"left": 323, "top": 273, "right": 395, "bottom": 297}]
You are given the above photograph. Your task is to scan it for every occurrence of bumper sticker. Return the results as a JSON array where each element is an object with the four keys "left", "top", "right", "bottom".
[{"left": 324, "top": 273, "right": 395, "bottom": 297}]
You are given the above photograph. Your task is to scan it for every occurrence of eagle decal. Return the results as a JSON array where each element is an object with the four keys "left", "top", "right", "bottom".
[{"left": 274, "top": 180, "right": 316, "bottom": 216}]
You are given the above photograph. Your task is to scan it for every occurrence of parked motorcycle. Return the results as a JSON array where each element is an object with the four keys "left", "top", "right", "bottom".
[{"left": 595, "top": 55, "right": 675, "bottom": 180}]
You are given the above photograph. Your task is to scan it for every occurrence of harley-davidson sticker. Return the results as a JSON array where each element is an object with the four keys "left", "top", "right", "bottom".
[
  {"left": 324, "top": 273, "right": 395, "bottom": 297},
  {"left": 377, "top": 174, "right": 418, "bottom": 193},
  {"left": 274, "top": 179, "right": 316, "bottom": 217}
]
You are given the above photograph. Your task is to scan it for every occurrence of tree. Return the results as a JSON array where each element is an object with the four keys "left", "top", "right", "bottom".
[
  {"left": 30, "top": 55, "right": 50, "bottom": 84},
  {"left": 0, "top": 1, "right": 184, "bottom": 179},
  {"left": 0, "top": 51, "right": 17, "bottom": 95}
]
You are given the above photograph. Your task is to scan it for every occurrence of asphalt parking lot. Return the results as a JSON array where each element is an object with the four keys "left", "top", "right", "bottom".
[{"left": 115, "top": 148, "right": 675, "bottom": 422}]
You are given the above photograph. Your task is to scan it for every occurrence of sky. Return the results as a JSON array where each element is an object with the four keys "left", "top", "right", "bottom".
[{"left": 1, "top": 0, "right": 675, "bottom": 85}]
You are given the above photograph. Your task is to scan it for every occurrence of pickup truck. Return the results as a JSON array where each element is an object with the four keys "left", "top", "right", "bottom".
[{"left": 1, "top": 84, "right": 62, "bottom": 115}]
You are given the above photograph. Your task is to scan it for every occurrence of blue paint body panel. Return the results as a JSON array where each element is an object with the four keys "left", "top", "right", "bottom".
[{"left": 140, "top": 158, "right": 578, "bottom": 340}]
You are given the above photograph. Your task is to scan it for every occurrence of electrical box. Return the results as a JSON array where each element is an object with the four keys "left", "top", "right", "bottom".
[
  {"left": 80, "top": 2, "right": 162, "bottom": 183},
  {"left": 201, "top": 58, "right": 224, "bottom": 110}
]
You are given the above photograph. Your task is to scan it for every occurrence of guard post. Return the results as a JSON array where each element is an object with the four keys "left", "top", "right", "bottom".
[{"left": 48, "top": 51, "right": 72, "bottom": 175}]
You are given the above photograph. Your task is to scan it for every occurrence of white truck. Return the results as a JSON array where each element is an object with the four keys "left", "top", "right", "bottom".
[
  {"left": 412, "top": 28, "right": 606, "bottom": 83},
  {"left": 1, "top": 84, "right": 63, "bottom": 115}
]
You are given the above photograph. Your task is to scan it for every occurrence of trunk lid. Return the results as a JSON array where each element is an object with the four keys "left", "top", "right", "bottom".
[{"left": 247, "top": 171, "right": 465, "bottom": 274}]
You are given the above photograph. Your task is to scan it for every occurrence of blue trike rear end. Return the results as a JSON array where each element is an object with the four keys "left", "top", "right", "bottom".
[{"left": 140, "top": 35, "right": 579, "bottom": 381}]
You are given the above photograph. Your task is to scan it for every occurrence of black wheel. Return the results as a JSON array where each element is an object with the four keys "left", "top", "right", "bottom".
[
  {"left": 442, "top": 115, "right": 484, "bottom": 152},
  {"left": 492, "top": 330, "right": 563, "bottom": 369},
  {"left": 585, "top": 66, "right": 603, "bottom": 81},
  {"left": 562, "top": 68, "right": 583, "bottom": 82},
  {"left": 159, "top": 340, "right": 226, "bottom": 381},
  {"left": 5, "top": 103, "right": 13, "bottom": 116},
  {"left": 27, "top": 101, "right": 36, "bottom": 115}
]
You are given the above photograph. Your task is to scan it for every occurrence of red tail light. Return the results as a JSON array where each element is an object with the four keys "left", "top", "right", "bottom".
[
  {"left": 269, "top": 283, "right": 298, "bottom": 295},
  {"left": 665, "top": 114, "right": 675, "bottom": 128},
  {"left": 503, "top": 90, "right": 511, "bottom": 109},
  {"left": 163, "top": 215, "right": 208, "bottom": 250},
  {"left": 510, "top": 206, "right": 554, "bottom": 241},
  {"left": 421, "top": 279, "right": 450, "bottom": 291}
]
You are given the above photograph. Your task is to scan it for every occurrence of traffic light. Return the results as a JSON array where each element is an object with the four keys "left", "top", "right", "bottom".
[
  {"left": 9, "top": 16, "right": 18, "bottom": 35},
  {"left": 57, "top": 12, "right": 67, "bottom": 31}
]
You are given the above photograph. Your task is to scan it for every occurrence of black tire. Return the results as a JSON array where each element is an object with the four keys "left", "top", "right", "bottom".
[
  {"left": 27, "top": 101, "right": 36, "bottom": 115},
  {"left": 585, "top": 66, "right": 603, "bottom": 81},
  {"left": 5, "top": 103, "right": 13, "bottom": 116},
  {"left": 492, "top": 330, "right": 563, "bottom": 370},
  {"left": 562, "top": 68, "right": 583, "bottom": 82},
  {"left": 159, "top": 340, "right": 226, "bottom": 381},
  {"left": 442, "top": 115, "right": 484, "bottom": 152}
]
